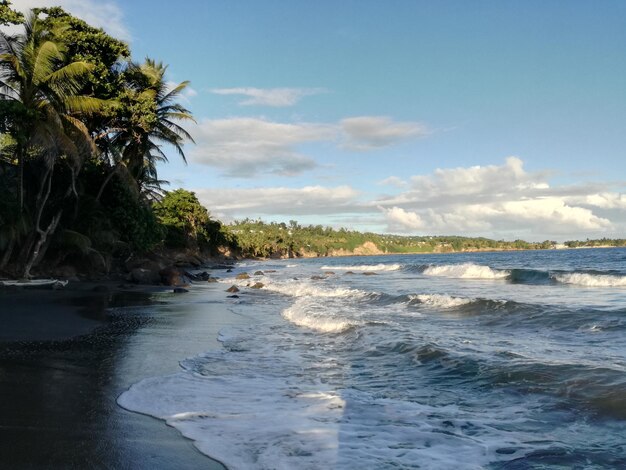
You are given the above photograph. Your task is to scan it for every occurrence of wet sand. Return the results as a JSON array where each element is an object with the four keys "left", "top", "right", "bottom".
[{"left": 0, "top": 282, "right": 240, "bottom": 469}]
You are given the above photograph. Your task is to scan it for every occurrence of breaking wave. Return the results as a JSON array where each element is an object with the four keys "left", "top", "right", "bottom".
[
  {"left": 321, "top": 263, "right": 402, "bottom": 272},
  {"left": 423, "top": 263, "right": 510, "bottom": 279},
  {"left": 552, "top": 272, "right": 626, "bottom": 287}
]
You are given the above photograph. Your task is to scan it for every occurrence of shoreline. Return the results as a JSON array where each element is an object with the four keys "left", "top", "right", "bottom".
[{"left": 0, "top": 281, "right": 232, "bottom": 469}]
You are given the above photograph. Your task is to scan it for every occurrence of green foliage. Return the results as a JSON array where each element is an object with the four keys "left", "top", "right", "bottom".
[
  {"left": 0, "top": 1, "right": 23, "bottom": 26},
  {"left": 34, "top": 7, "right": 129, "bottom": 99},
  {"left": 153, "top": 189, "right": 213, "bottom": 249},
  {"left": 225, "top": 220, "right": 565, "bottom": 258},
  {"left": 564, "top": 238, "right": 626, "bottom": 248},
  {"left": 103, "top": 179, "right": 163, "bottom": 252}
]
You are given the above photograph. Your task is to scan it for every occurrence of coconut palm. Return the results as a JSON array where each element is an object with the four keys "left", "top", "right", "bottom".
[
  {"left": 0, "top": 12, "right": 107, "bottom": 276},
  {"left": 117, "top": 58, "right": 195, "bottom": 189}
]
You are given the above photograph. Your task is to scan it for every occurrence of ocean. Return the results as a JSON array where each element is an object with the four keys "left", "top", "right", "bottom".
[{"left": 118, "top": 248, "right": 626, "bottom": 469}]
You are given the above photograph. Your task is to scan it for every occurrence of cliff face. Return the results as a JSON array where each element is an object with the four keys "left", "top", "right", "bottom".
[
  {"left": 328, "top": 241, "right": 384, "bottom": 257},
  {"left": 291, "top": 241, "right": 385, "bottom": 258}
]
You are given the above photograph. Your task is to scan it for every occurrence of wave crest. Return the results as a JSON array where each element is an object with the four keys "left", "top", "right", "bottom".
[
  {"left": 409, "top": 294, "right": 474, "bottom": 308},
  {"left": 423, "top": 263, "right": 510, "bottom": 279},
  {"left": 321, "top": 263, "right": 402, "bottom": 272},
  {"left": 553, "top": 272, "right": 626, "bottom": 287},
  {"left": 282, "top": 298, "right": 358, "bottom": 333}
]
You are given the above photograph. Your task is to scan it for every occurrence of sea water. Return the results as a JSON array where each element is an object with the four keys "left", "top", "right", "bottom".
[{"left": 118, "top": 248, "right": 626, "bottom": 469}]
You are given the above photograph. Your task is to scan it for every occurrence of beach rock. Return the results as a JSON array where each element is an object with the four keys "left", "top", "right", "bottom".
[
  {"left": 173, "top": 253, "right": 204, "bottom": 267},
  {"left": 159, "top": 267, "right": 191, "bottom": 287},
  {"left": 363, "top": 272, "right": 378, "bottom": 276},
  {"left": 250, "top": 282, "right": 264, "bottom": 289},
  {"left": 226, "top": 269, "right": 233, "bottom": 273},
  {"left": 129, "top": 268, "right": 160, "bottom": 285},
  {"left": 324, "top": 271, "right": 335, "bottom": 275},
  {"left": 227, "top": 294, "right": 239, "bottom": 298},
  {"left": 186, "top": 271, "right": 211, "bottom": 282},
  {"left": 125, "top": 258, "right": 163, "bottom": 273},
  {"left": 254, "top": 271, "right": 264, "bottom": 276},
  {"left": 236, "top": 273, "right": 250, "bottom": 280},
  {"left": 207, "top": 277, "right": 219, "bottom": 283},
  {"left": 344, "top": 271, "right": 355, "bottom": 275},
  {"left": 311, "top": 275, "right": 325, "bottom": 280},
  {"left": 226, "top": 285, "right": 240, "bottom": 293},
  {"left": 173, "top": 287, "right": 189, "bottom": 293}
]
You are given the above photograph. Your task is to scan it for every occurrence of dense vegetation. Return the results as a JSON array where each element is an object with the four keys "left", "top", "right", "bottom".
[
  {"left": 0, "top": 2, "right": 201, "bottom": 277},
  {"left": 564, "top": 238, "right": 626, "bottom": 248},
  {"left": 224, "top": 220, "right": 557, "bottom": 258}
]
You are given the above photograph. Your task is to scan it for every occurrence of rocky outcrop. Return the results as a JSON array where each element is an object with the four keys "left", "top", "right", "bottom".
[
  {"left": 129, "top": 268, "right": 161, "bottom": 284},
  {"left": 159, "top": 267, "right": 192, "bottom": 287}
]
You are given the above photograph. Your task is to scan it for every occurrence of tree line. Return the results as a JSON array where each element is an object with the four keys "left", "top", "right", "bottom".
[{"left": 0, "top": 2, "right": 201, "bottom": 277}]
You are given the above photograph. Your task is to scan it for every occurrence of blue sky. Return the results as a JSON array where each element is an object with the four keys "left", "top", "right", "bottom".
[{"left": 13, "top": 0, "right": 626, "bottom": 240}]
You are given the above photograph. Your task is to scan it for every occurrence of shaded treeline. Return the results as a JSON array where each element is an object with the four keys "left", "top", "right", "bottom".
[{"left": 0, "top": 3, "right": 210, "bottom": 278}]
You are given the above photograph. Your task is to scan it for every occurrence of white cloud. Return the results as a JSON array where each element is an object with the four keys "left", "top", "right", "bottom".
[
  {"left": 377, "top": 176, "right": 408, "bottom": 188},
  {"left": 189, "top": 118, "right": 334, "bottom": 177},
  {"left": 579, "top": 192, "right": 626, "bottom": 209},
  {"left": 11, "top": 0, "right": 130, "bottom": 40},
  {"left": 409, "top": 156, "right": 533, "bottom": 198},
  {"left": 381, "top": 206, "right": 425, "bottom": 231},
  {"left": 210, "top": 87, "right": 326, "bottom": 107},
  {"left": 340, "top": 116, "right": 429, "bottom": 151},
  {"left": 376, "top": 158, "right": 616, "bottom": 238},
  {"left": 189, "top": 115, "right": 431, "bottom": 177},
  {"left": 195, "top": 185, "right": 360, "bottom": 217}
]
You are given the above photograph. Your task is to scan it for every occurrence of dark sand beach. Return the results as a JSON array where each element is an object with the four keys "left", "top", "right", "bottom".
[{"left": 0, "top": 282, "right": 235, "bottom": 469}]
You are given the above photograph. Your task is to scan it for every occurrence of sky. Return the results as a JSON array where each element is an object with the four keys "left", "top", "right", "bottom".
[{"left": 11, "top": 0, "right": 626, "bottom": 241}]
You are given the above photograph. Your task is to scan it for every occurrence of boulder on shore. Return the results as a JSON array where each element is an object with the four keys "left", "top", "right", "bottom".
[
  {"left": 129, "top": 268, "right": 161, "bottom": 285},
  {"left": 226, "top": 285, "right": 240, "bottom": 293},
  {"left": 236, "top": 273, "right": 250, "bottom": 280},
  {"left": 159, "top": 267, "right": 191, "bottom": 287}
]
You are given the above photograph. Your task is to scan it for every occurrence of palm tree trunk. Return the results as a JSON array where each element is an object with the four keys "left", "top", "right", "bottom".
[
  {"left": 0, "top": 237, "right": 15, "bottom": 270},
  {"left": 17, "top": 146, "right": 24, "bottom": 213},
  {"left": 23, "top": 210, "right": 61, "bottom": 278},
  {"left": 22, "top": 163, "right": 57, "bottom": 278},
  {"left": 95, "top": 164, "right": 118, "bottom": 202}
]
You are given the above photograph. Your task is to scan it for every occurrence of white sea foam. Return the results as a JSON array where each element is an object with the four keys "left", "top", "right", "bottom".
[
  {"left": 423, "top": 263, "right": 510, "bottom": 279},
  {"left": 118, "top": 357, "right": 549, "bottom": 470},
  {"left": 282, "top": 298, "right": 357, "bottom": 333},
  {"left": 219, "top": 275, "right": 368, "bottom": 300},
  {"left": 265, "top": 280, "right": 369, "bottom": 301},
  {"left": 552, "top": 272, "right": 626, "bottom": 287},
  {"left": 410, "top": 294, "right": 473, "bottom": 308},
  {"left": 321, "top": 263, "right": 402, "bottom": 272}
]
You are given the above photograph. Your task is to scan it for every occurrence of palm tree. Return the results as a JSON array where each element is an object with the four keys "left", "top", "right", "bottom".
[
  {"left": 0, "top": 13, "right": 106, "bottom": 277},
  {"left": 119, "top": 58, "right": 195, "bottom": 189},
  {"left": 94, "top": 59, "right": 195, "bottom": 203}
]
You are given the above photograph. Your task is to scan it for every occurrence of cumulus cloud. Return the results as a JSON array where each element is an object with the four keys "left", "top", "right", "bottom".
[
  {"left": 409, "top": 156, "right": 536, "bottom": 198},
  {"left": 11, "top": 0, "right": 129, "bottom": 40},
  {"left": 377, "top": 157, "right": 616, "bottom": 238},
  {"left": 340, "top": 116, "right": 429, "bottom": 151},
  {"left": 381, "top": 206, "right": 425, "bottom": 231},
  {"left": 210, "top": 87, "right": 326, "bottom": 107},
  {"left": 189, "top": 115, "right": 430, "bottom": 177},
  {"left": 195, "top": 185, "right": 361, "bottom": 218},
  {"left": 189, "top": 118, "right": 334, "bottom": 177},
  {"left": 377, "top": 176, "right": 408, "bottom": 188},
  {"left": 578, "top": 192, "right": 626, "bottom": 209}
]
